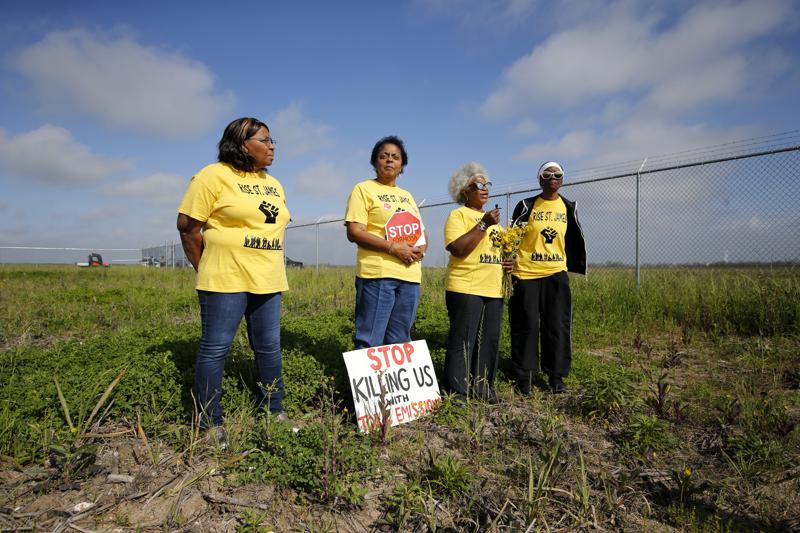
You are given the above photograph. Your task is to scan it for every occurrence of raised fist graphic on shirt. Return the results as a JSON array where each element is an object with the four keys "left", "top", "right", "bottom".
[
  {"left": 541, "top": 227, "right": 558, "bottom": 244},
  {"left": 259, "top": 201, "right": 279, "bottom": 224}
]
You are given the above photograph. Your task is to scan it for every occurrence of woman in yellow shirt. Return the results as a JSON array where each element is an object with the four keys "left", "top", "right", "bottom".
[
  {"left": 177, "top": 117, "right": 291, "bottom": 442},
  {"left": 344, "top": 136, "right": 428, "bottom": 349},
  {"left": 443, "top": 162, "right": 512, "bottom": 403},
  {"left": 509, "top": 161, "right": 587, "bottom": 394}
]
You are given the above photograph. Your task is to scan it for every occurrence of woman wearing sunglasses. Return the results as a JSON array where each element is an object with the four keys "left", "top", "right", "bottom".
[
  {"left": 442, "top": 162, "right": 513, "bottom": 403},
  {"left": 509, "top": 161, "right": 586, "bottom": 394}
]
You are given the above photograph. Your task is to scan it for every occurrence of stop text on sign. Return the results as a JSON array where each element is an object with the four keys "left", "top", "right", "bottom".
[
  {"left": 367, "top": 343, "right": 414, "bottom": 371},
  {"left": 385, "top": 211, "right": 423, "bottom": 245}
]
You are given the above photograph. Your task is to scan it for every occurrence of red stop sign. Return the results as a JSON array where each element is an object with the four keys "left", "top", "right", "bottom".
[{"left": 385, "top": 211, "right": 424, "bottom": 245}]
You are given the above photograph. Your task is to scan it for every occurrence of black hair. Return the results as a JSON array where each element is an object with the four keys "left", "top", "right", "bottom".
[
  {"left": 217, "top": 117, "right": 269, "bottom": 171},
  {"left": 370, "top": 135, "right": 408, "bottom": 172}
]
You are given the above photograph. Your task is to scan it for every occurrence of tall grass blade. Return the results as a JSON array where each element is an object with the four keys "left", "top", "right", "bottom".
[
  {"left": 53, "top": 377, "right": 75, "bottom": 432},
  {"left": 82, "top": 370, "right": 125, "bottom": 434}
]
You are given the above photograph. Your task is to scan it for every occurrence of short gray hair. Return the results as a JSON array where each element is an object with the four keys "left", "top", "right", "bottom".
[{"left": 448, "top": 162, "right": 490, "bottom": 203}]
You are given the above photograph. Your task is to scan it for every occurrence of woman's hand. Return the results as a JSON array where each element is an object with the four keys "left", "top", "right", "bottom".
[
  {"left": 481, "top": 208, "right": 501, "bottom": 227},
  {"left": 501, "top": 258, "right": 515, "bottom": 273},
  {"left": 390, "top": 241, "right": 423, "bottom": 264}
]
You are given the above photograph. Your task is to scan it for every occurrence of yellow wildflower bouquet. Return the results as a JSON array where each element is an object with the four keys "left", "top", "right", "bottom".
[{"left": 490, "top": 223, "right": 528, "bottom": 299}]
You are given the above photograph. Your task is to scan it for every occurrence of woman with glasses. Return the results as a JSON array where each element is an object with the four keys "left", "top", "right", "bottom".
[
  {"left": 509, "top": 161, "right": 586, "bottom": 394},
  {"left": 442, "top": 162, "right": 512, "bottom": 403},
  {"left": 344, "top": 136, "right": 427, "bottom": 349},
  {"left": 177, "top": 117, "right": 291, "bottom": 445}
]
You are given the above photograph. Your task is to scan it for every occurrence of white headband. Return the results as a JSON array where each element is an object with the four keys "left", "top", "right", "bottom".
[{"left": 538, "top": 161, "right": 563, "bottom": 179}]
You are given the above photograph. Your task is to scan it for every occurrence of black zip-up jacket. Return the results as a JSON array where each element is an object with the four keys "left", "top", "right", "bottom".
[{"left": 511, "top": 194, "right": 587, "bottom": 276}]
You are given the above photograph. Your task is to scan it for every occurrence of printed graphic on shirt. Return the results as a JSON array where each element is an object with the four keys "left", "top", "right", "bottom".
[
  {"left": 238, "top": 183, "right": 282, "bottom": 197},
  {"left": 259, "top": 201, "right": 279, "bottom": 224},
  {"left": 541, "top": 227, "right": 558, "bottom": 244},
  {"left": 530, "top": 251, "right": 564, "bottom": 262},
  {"left": 376, "top": 194, "right": 413, "bottom": 206},
  {"left": 244, "top": 235, "right": 283, "bottom": 250},
  {"left": 529, "top": 211, "right": 567, "bottom": 223}
]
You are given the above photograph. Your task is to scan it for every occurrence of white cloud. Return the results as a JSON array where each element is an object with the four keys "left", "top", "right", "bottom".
[
  {"left": 269, "top": 102, "right": 334, "bottom": 158},
  {"left": 513, "top": 119, "right": 539, "bottom": 135},
  {"left": 291, "top": 162, "right": 348, "bottom": 199},
  {"left": 481, "top": 0, "right": 792, "bottom": 118},
  {"left": 516, "top": 130, "right": 596, "bottom": 162},
  {"left": 413, "top": 0, "right": 539, "bottom": 29},
  {"left": 102, "top": 172, "right": 187, "bottom": 208},
  {"left": 515, "top": 120, "right": 742, "bottom": 169},
  {"left": 11, "top": 29, "right": 235, "bottom": 138},
  {"left": 0, "top": 124, "right": 133, "bottom": 184}
]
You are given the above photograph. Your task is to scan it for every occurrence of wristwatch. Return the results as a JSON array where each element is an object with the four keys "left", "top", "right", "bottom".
[{"left": 477, "top": 221, "right": 488, "bottom": 232}]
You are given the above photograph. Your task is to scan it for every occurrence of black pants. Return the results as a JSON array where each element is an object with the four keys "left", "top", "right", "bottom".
[
  {"left": 443, "top": 291, "right": 504, "bottom": 400},
  {"left": 508, "top": 271, "right": 572, "bottom": 388}
]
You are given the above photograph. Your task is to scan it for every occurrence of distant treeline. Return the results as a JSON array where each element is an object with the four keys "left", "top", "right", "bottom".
[{"left": 596, "top": 261, "right": 799, "bottom": 268}]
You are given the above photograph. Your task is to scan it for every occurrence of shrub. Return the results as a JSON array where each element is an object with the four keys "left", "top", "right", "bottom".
[
  {"left": 619, "top": 413, "right": 676, "bottom": 455},
  {"left": 578, "top": 367, "right": 639, "bottom": 419}
]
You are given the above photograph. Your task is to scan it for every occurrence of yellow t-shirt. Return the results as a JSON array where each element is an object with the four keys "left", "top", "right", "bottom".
[
  {"left": 444, "top": 206, "right": 503, "bottom": 298},
  {"left": 178, "top": 162, "right": 290, "bottom": 293},
  {"left": 344, "top": 179, "right": 422, "bottom": 283},
  {"left": 515, "top": 197, "right": 568, "bottom": 280}
]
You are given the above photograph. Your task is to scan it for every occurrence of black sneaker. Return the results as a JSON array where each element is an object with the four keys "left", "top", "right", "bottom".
[
  {"left": 549, "top": 377, "right": 567, "bottom": 394},
  {"left": 515, "top": 380, "right": 532, "bottom": 396}
]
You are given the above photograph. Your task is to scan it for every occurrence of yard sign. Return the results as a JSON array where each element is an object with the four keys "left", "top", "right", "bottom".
[{"left": 343, "top": 340, "right": 441, "bottom": 432}]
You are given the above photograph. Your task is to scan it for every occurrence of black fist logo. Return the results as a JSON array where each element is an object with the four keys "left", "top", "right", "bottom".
[
  {"left": 541, "top": 227, "right": 557, "bottom": 244},
  {"left": 259, "top": 202, "right": 279, "bottom": 224}
]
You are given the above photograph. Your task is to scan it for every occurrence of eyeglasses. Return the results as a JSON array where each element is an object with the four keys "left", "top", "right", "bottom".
[
  {"left": 250, "top": 137, "right": 277, "bottom": 146},
  {"left": 470, "top": 181, "right": 492, "bottom": 191},
  {"left": 541, "top": 171, "right": 563, "bottom": 180}
]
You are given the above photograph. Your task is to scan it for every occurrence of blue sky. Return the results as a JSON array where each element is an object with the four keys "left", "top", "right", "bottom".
[{"left": 1, "top": 0, "right": 798, "bottom": 265}]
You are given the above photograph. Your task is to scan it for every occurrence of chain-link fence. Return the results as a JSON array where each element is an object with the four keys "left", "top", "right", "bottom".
[
  {"left": 5, "top": 136, "right": 797, "bottom": 278},
  {"left": 286, "top": 137, "right": 800, "bottom": 282},
  {"left": 141, "top": 242, "right": 189, "bottom": 268}
]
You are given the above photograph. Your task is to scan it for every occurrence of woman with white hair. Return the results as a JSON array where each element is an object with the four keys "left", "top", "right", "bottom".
[
  {"left": 442, "top": 162, "right": 512, "bottom": 403},
  {"left": 509, "top": 161, "right": 587, "bottom": 394}
]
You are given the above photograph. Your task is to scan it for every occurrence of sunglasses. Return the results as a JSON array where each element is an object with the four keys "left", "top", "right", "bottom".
[
  {"left": 470, "top": 181, "right": 492, "bottom": 191},
  {"left": 541, "top": 171, "right": 563, "bottom": 180}
]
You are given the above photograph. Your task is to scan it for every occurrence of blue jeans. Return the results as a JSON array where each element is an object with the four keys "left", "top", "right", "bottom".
[
  {"left": 195, "top": 290, "right": 283, "bottom": 427},
  {"left": 354, "top": 277, "right": 420, "bottom": 349}
]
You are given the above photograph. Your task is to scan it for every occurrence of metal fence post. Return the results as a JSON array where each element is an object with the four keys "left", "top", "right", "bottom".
[
  {"left": 636, "top": 157, "right": 647, "bottom": 290},
  {"left": 315, "top": 216, "right": 324, "bottom": 274}
]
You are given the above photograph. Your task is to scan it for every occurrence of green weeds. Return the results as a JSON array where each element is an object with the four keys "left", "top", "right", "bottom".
[
  {"left": 619, "top": 413, "right": 676, "bottom": 455},
  {"left": 0, "top": 265, "right": 798, "bottom": 529},
  {"left": 234, "top": 382, "right": 379, "bottom": 505},
  {"left": 578, "top": 365, "right": 639, "bottom": 420}
]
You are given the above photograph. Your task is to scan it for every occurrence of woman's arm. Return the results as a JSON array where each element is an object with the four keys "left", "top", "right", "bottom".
[
  {"left": 446, "top": 209, "right": 500, "bottom": 258},
  {"left": 177, "top": 213, "right": 205, "bottom": 271},
  {"left": 346, "top": 222, "right": 423, "bottom": 264}
]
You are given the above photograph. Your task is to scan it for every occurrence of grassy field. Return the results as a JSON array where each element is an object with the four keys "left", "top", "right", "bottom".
[{"left": 0, "top": 264, "right": 798, "bottom": 531}]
